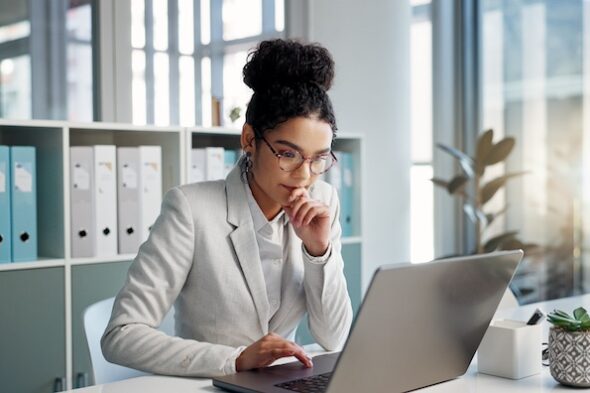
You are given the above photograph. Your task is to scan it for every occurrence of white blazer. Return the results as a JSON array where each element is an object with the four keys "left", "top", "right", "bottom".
[{"left": 101, "top": 165, "right": 353, "bottom": 377}]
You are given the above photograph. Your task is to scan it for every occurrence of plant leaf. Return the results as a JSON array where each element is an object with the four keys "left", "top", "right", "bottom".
[
  {"left": 485, "top": 205, "right": 508, "bottom": 226},
  {"left": 498, "top": 238, "right": 524, "bottom": 251},
  {"left": 448, "top": 175, "right": 469, "bottom": 194},
  {"left": 574, "top": 307, "right": 588, "bottom": 321},
  {"left": 436, "top": 143, "right": 475, "bottom": 178},
  {"left": 482, "top": 137, "right": 515, "bottom": 166},
  {"left": 483, "top": 231, "right": 519, "bottom": 253},
  {"left": 431, "top": 178, "right": 450, "bottom": 189},
  {"left": 475, "top": 129, "right": 494, "bottom": 175},
  {"left": 522, "top": 243, "right": 540, "bottom": 253},
  {"left": 548, "top": 315, "right": 579, "bottom": 325},
  {"left": 547, "top": 315, "right": 575, "bottom": 324},
  {"left": 480, "top": 172, "right": 528, "bottom": 205},
  {"left": 552, "top": 310, "right": 573, "bottom": 319}
]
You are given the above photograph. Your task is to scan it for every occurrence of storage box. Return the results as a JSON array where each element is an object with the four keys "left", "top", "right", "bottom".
[{"left": 477, "top": 319, "right": 542, "bottom": 379}]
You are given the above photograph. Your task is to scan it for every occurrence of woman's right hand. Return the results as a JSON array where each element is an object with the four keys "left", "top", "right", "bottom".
[{"left": 235, "top": 332, "right": 313, "bottom": 371}]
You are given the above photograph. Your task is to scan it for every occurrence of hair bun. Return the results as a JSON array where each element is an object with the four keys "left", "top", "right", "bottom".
[{"left": 243, "top": 39, "right": 334, "bottom": 93}]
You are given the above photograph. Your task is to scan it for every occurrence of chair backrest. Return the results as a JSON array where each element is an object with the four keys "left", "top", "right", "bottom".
[{"left": 83, "top": 296, "right": 175, "bottom": 385}]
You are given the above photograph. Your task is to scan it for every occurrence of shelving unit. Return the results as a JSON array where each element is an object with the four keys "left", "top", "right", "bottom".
[{"left": 0, "top": 120, "right": 363, "bottom": 391}]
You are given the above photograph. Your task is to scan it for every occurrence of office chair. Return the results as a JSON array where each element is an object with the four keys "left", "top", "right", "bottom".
[{"left": 83, "top": 296, "right": 175, "bottom": 385}]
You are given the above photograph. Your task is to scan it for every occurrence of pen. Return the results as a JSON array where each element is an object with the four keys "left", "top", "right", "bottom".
[{"left": 526, "top": 308, "right": 545, "bottom": 325}]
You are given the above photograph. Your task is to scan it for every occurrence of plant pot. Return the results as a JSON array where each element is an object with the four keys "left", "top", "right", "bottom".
[{"left": 549, "top": 326, "right": 590, "bottom": 387}]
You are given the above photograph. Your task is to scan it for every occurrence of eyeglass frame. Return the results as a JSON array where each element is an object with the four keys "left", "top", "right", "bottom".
[{"left": 256, "top": 134, "right": 338, "bottom": 175}]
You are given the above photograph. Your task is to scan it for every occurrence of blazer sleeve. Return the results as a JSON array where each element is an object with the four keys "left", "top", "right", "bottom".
[
  {"left": 101, "top": 187, "right": 242, "bottom": 377},
  {"left": 302, "top": 185, "right": 354, "bottom": 351}
]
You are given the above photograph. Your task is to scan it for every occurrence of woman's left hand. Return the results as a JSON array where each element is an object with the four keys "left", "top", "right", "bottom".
[{"left": 283, "top": 188, "right": 331, "bottom": 256}]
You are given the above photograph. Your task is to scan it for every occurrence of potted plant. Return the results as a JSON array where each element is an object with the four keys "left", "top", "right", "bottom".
[
  {"left": 432, "top": 128, "right": 535, "bottom": 254},
  {"left": 547, "top": 308, "right": 590, "bottom": 387}
]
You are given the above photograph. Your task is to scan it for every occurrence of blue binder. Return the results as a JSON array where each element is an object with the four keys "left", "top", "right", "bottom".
[
  {"left": 339, "top": 152, "right": 354, "bottom": 237},
  {"left": 223, "top": 149, "right": 237, "bottom": 177},
  {"left": 10, "top": 146, "right": 37, "bottom": 262},
  {"left": 0, "top": 146, "right": 11, "bottom": 263}
]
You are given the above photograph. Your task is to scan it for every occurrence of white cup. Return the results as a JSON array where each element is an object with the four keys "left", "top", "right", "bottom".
[{"left": 477, "top": 319, "right": 542, "bottom": 379}]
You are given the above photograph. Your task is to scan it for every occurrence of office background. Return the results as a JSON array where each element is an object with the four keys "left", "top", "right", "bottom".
[{"left": 0, "top": 0, "right": 589, "bottom": 391}]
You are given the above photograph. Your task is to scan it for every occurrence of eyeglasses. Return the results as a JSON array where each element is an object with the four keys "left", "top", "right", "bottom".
[{"left": 259, "top": 136, "right": 337, "bottom": 175}]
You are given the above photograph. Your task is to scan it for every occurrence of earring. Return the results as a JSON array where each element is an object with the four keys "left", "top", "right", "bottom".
[{"left": 244, "top": 152, "right": 253, "bottom": 174}]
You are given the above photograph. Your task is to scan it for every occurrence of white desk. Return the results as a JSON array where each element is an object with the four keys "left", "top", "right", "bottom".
[{"left": 69, "top": 294, "right": 590, "bottom": 393}]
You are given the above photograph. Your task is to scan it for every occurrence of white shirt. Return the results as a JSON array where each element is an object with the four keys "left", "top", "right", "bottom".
[
  {"left": 244, "top": 181, "right": 289, "bottom": 320},
  {"left": 244, "top": 181, "right": 333, "bottom": 321}
]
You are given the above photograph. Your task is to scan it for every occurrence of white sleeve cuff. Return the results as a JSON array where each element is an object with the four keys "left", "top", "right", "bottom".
[
  {"left": 223, "top": 345, "right": 248, "bottom": 375},
  {"left": 302, "top": 243, "right": 332, "bottom": 265}
]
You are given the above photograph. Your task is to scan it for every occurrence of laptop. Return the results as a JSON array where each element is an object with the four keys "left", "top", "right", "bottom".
[{"left": 213, "top": 250, "right": 523, "bottom": 393}]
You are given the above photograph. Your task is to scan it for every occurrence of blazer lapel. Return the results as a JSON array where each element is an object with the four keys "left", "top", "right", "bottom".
[{"left": 225, "top": 166, "right": 270, "bottom": 335}]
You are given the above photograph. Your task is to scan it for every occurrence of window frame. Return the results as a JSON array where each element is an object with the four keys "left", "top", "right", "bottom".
[{"left": 100, "top": 0, "right": 285, "bottom": 126}]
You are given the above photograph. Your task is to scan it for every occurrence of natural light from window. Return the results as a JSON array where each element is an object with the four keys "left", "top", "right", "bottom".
[{"left": 410, "top": 0, "right": 434, "bottom": 263}]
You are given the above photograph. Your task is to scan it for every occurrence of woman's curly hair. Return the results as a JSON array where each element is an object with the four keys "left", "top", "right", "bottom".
[{"left": 242, "top": 39, "right": 338, "bottom": 138}]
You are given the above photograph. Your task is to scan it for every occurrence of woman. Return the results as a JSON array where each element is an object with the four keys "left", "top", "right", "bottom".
[{"left": 101, "top": 39, "right": 353, "bottom": 378}]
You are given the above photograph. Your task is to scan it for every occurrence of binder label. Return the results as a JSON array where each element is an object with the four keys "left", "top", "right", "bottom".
[
  {"left": 14, "top": 162, "right": 33, "bottom": 193},
  {"left": 0, "top": 163, "right": 5, "bottom": 193},
  {"left": 97, "top": 161, "right": 114, "bottom": 193},
  {"left": 122, "top": 166, "right": 138, "bottom": 189},
  {"left": 144, "top": 162, "right": 159, "bottom": 192},
  {"left": 73, "top": 165, "right": 90, "bottom": 190}
]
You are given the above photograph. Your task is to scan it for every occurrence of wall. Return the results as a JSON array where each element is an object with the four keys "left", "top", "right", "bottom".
[{"left": 288, "top": 0, "right": 412, "bottom": 290}]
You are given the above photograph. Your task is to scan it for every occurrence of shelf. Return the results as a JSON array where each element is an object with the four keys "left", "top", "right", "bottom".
[
  {"left": 67, "top": 124, "right": 183, "bottom": 203},
  {"left": 0, "top": 259, "right": 66, "bottom": 271},
  {"left": 0, "top": 119, "right": 363, "bottom": 391},
  {"left": 67, "top": 121, "right": 181, "bottom": 133},
  {"left": 69, "top": 254, "right": 137, "bottom": 266},
  {"left": 0, "top": 124, "right": 66, "bottom": 261},
  {"left": 189, "top": 126, "right": 242, "bottom": 136},
  {"left": 0, "top": 118, "right": 66, "bottom": 128}
]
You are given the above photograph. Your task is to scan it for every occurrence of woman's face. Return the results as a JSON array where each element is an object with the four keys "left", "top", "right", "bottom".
[{"left": 242, "top": 116, "right": 333, "bottom": 218}]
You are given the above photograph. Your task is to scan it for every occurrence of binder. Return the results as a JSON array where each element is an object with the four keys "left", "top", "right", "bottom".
[
  {"left": 117, "top": 147, "right": 141, "bottom": 254},
  {"left": 223, "top": 149, "right": 237, "bottom": 177},
  {"left": 205, "top": 147, "right": 225, "bottom": 180},
  {"left": 10, "top": 146, "right": 37, "bottom": 262},
  {"left": 70, "top": 147, "right": 96, "bottom": 258},
  {"left": 332, "top": 151, "right": 354, "bottom": 237},
  {"left": 93, "top": 146, "right": 118, "bottom": 256},
  {"left": 190, "top": 148, "right": 206, "bottom": 183},
  {"left": 117, "top": 146, "right": 162, "bottom": 254},
  {"left": 191, "top": 147, "right": 225, "bottom": 182},
  {"left": 0, "top": 146, "right": 11, "bottom": 263},
  {"left": 138, "top": 146, "right": 162, "bottom": 243}
]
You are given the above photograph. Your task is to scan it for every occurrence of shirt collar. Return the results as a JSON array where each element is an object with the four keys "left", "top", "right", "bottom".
[{"left": 244, "top": 179, "right": 288, "bottom": 232}]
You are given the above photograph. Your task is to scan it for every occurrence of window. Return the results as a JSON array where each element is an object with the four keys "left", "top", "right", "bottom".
[
  {"left": 130, "top": 0, "right": 285, "bottom": 127},
  {"left": 0, "top": 0, "right": 93, "bottom": 121},
  {"left": 479, "top": 0, "right": 590, "bottom": 302},
  {"left": 66, "top": 2, "right": 93, "bottom": 122},
  {"left": 410, "top": 0, "right": 434, "bottom": 263}
]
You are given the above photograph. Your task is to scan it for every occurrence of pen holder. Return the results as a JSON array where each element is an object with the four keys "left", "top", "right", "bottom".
[{"left": 477, "top": 319, "right": 542, "bottom": 379}]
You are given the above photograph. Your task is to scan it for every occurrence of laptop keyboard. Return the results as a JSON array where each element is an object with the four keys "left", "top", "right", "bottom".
[{"left": 275, "top": 372, "right": 332, "bottom": 392}]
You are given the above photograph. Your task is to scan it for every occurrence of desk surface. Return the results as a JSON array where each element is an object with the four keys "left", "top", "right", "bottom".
[{"left": 70, "top": 293, "right": 590, "bottom": 393}]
